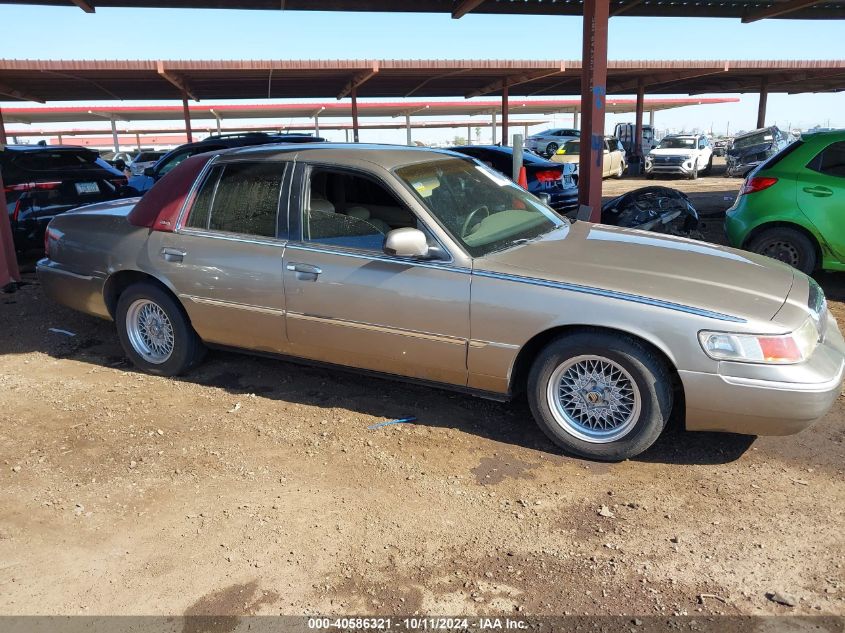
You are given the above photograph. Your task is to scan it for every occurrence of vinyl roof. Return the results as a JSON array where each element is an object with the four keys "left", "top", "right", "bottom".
[
  {"left": 0, "top": 98, "right": 738, "bottom": 124},
  {"left": 2, "top": 1, "right": 845, "bottom": 21},
  {"left": 0, "top": 59, "right": 841, "bottom": 104}
]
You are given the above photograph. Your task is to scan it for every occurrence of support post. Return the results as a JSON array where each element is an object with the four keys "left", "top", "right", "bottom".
[
  {"left": 577, "top": 0, "right": 610, "bottom": 222},
  {"left": 467, "top": 124, "right": 472, "bottom": 145},
  {"left": 110, "top": 118, "right": 120, "bottom": 153},
  {"left": 0, "top": 170, "right": 21, "bottom": 289},
  {"left": 501, "top": 82, "right": 509, "bottom": 147},
  {"left": 351, "top": 88, "right": 360, "bottom": 143},
  {"left": 649, "top": 110, "right": 654, "bottom": 127},
  {"left": 573, "top": 110, "right": 580, "bottom": 128},
  {"left": 0, "top": 106, "right": 6, "bottom": 145},
  {"left": 757, "top": 77, "right": 769, "bottom": 129},
  {"left": 512, "top": 134, "right": 524, "bottom": 182},
  {"left": 182, "top": 95, "right": 193, "bottom": 143},
  {"left": 634, "top": 77, "right": 645, "bottom": 159},
  {"left": 406, "top": 114, "right": 412, "bottom": 146},
  {"left": 345, "top": 129, "right": 349, "bottom": 143},
  {"left": 216, "top": 118, "right": 222, "bottom": 135},
  {"left": 491, "top": 112, "right": 497, "bottom": 144},
  {"left": 523, "top": 123, "right": 529, "bottom": 140},
  {"left": 58, "top": 133, "right": 63, "bottom": 145},
  {"left": 135, "top": 133, "right": 141, "bottom": 150},
  {"left": 315, "top": 114, "right": 320, "bottom": 137}
]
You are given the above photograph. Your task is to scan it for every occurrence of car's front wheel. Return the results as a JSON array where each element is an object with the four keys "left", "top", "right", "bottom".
[
  {"left": 527, "top": 332, "right": 672, "bottom": 461},
  {"left": 545, "top": 142, "right": 559, "bottom": 157},
  {"left": 116, "top": 281, "right": 206, "bottom": 376},
  {"left": 747, "top": 226, "right": 818, "bottom": 275}
]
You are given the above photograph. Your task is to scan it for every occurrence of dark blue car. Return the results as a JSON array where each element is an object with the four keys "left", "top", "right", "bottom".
[{"left": 449, "top": 145, "right": 579, "bottom": 213}]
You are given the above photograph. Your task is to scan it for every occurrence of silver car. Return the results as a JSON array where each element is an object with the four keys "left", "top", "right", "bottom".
[
  {"left": 524, "top": 128, "right": 580, "bottom": 157},
  {"left": 37, "top": 144, "right": 845, "bottom": 461}
]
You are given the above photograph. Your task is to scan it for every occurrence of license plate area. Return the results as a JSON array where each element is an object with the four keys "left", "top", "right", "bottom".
[{"left": 75, "top": 182, "right": 99, "bottom": 195}]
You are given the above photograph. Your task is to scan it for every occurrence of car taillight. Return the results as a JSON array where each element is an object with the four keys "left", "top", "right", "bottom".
[
  {"left": 4, "top": 181, "right": 62, "bottom": 193},
  {"left": 740, "top": 176, "right": 778, "bottom": 195},
  {"left": 534, "top": 169, "right": 562, "bottom": 183}
]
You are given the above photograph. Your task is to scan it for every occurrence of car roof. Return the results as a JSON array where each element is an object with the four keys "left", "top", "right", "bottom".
[
  {"left": 219, "top": 142, "right": 464, "bottom": 169},
  {"left": 1, "top": 144, "right": 98, "bottom": 152}
]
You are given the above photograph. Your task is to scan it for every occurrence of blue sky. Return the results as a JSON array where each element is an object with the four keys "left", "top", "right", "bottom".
[{"left": 0, "top": 5, "right": 843, "bottom": 144}]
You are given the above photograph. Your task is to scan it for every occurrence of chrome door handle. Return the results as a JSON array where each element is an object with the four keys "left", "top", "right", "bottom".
[
  {"left": 161, "top": 247, "right": 186, "bottom": 263},
  {"left": 803, "top": 186, "right": 833, "bottom": 197},
  {"left": 286, "top": 263, "right": 322, "bottom": 274}
]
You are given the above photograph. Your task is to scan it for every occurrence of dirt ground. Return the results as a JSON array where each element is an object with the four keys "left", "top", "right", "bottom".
[{"left": 1, "top": 161, "right": 843, "bottom": 619}]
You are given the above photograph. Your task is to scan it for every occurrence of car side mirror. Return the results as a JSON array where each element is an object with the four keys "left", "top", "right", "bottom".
[
  {"left": 143, "top": 167, "right": 156, "bottom": 177},
  {"left": 383, "top": 228, "right": 430, "bottom": 258}
]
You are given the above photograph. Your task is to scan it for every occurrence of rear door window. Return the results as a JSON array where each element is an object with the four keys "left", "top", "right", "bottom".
[
  {"left": 185, "top": 161, "right": 285, "bottom": 238},
  {"left": 12, "top": 149, "right": 99, "bottom": 171},
  {"left": 808, "top": 141, "right": 845, "bottom": 179}
]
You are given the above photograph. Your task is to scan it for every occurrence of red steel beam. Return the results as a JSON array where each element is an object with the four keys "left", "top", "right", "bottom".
[
  {"left": 351, "top": 87, "right": 360, "bottom": 142},
  {"left": 182, "top": 95, "right": 193, "bottom": 143},
  {"left": 501, "top": 81, "right": 509, "bottom": 146},
  {"left": 452, "top": 0, "right": 487, "bottom": 19},
  {"left": 634, "top": 77, "right": 645, "bottom": 159},
  {"left": 0, "top": 106, "right": 7, "bottom": 145},
  {"left": 577, "top": 0, "right": 610, "bottom": 223},
  {"left": 757, "top": 76, "right": 769, "bottom": 128},
  {"left": 70, "top": 0, "right": 95, "bottom": 12}
]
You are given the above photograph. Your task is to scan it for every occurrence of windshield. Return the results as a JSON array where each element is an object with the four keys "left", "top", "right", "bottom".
[
  {"left": 560, "top": 141, "right": 580, "bottom": 155},
  {"left": 657, "top": 137, "right": 696, "bottom": 149},
  {"left": 733, "top": 131, "right": 775, "bottom": 150},
  {"left": 395, "top": 157, "right": 564, "bottom": 258},
  {"left": 135, "top": 152, "right": 164, "bottom": 162}
]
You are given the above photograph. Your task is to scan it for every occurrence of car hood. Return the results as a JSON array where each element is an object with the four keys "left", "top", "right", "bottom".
[
  {"left": 478, "top": 222, "right": 795, "bottom": 322},
  {"left": 649, "top": 148, "right": 697, "bottom": 157}
]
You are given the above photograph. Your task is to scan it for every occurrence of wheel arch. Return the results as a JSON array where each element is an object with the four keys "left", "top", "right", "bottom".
[
  {"left": 508, "top": 324, "right": 684, "bottom": 414},
  {"left": 741, "top": 220, "right": 824, "bottom": 263},
  {"left": 103, "top": 269, "right": 183, "bottom": 320}
]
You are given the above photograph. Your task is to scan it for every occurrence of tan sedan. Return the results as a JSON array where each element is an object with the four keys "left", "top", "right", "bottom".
[
  {"left": 38, "top": 144, "right": 844, "bottom": 461},
  {"left": 551, "top": 138, "right": 627, "bottom": 178}
]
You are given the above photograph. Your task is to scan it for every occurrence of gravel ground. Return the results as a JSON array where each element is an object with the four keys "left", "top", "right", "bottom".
[{"left": 1, "top": 164, "right": 843, "bottom": 618}]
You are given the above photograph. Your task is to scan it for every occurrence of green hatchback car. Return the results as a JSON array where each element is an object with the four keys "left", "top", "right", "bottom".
[{"left": 725, "top": 130, "right": 845, "bottom": 274}]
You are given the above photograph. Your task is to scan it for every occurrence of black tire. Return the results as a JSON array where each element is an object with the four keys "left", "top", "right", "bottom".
[
  {"left": 704, "top": 155, "right": 714, "bottom": 175},
  {"left": 527, "top": 332, "right": 673, "bottom": 462},
  {"left": 115, "top": 281, "right": 206, "bottom": 376},
  {"left": 645, "top": 173, "right": 654, "bottom": 180},
  {"left": 747, "top": 226, "right": 818, "bottom": 275},
  {"left": 688, "top": 163, "right": 699, "bottom": 180},
  {"left": 545, "top": 142, "right": 559, "bottom": 157}
]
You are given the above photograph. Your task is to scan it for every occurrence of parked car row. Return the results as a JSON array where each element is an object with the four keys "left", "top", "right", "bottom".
[
  {"left": 550, "top": 137, "right": 627, "bottom": 179},
  {"left": 37, "top": 143, "right": 845, "bottom": 463}
]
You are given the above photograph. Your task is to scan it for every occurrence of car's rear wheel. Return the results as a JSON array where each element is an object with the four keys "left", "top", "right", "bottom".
[
  {"left": 688, "top": 163, "right": 699, "bottom": 180},
  {"left": 545, "top": 142, "right": 559, "bottom": 157},
  {"left": 704, "top": 155, "right": 714, "bottom": 175},
  {"left": 748, "top": 226, "right": 817, "bottom": 275},
  {"left": 527, "top": 332, "right": 672, "bottom": 461},
  {"left": 614, "top": 163, "right": 624, "bottom": 179},
  {"left": 116, "top": 281, "right": 205, "bottom": 376}
]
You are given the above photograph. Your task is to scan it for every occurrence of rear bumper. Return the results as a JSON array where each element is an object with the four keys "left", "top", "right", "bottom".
[
  {"left": 36, "top": 258, "right": 111, "bottom": 320},
  {"left": 681, "top": 321, "right": 845, "bottom": 435}
]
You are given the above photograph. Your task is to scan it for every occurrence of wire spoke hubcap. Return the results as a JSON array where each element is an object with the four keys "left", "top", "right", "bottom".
[
  {"left": 547, "top": 355, "right": 641, "bottom": 443},
  {"left": 126, "top": 299, "right": 175, "bottom": 364}
]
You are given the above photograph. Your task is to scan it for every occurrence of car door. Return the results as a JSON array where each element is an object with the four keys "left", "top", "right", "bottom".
[
  {"left": 602, "top": 140, "right": 613, "bottom": 177},
  {"left": 282, "top": 162, "right": 471, "bottom": 386},
  {"left": 797, "top": 140, "right": 845, "bottom": 259},
  {"left": 153, "top": 158, "right": 290, "bottom": 354}
]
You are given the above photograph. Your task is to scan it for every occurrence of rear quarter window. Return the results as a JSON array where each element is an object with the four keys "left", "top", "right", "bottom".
[
  {"left": 12, "top": 150, "right": 98, "bottom": 171},
  {"left": 807, "top": 141, "right": 845, "bottom": 179}
]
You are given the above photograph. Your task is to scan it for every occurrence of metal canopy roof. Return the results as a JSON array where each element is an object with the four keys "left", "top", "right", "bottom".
[
  {"left": 0, "top": 98, "right": 739, "bottom": 125},
  {"left": 2, "top": 0, "right": 845, "bottom": 21},
  {"left": 0, "top": 59, "right": 842, "bottom": 105}
]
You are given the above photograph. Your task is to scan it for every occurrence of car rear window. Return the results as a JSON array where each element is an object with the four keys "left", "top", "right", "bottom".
[
  {"left": 12, "top": 149, "right": 98, "bottom": 171},
  {"left": 807, "top": 140, "right": 845, "bottom": 179},
  {"left": 758, "top": 140, "right": 803, "bottom": 172},
  {"left": 135, "top": 152, "right": 163, "bottom": 162}
]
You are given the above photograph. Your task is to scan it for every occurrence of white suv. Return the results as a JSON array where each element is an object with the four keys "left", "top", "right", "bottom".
[{"left": 645, "top": 134, "right": 713, "bottom": 179}]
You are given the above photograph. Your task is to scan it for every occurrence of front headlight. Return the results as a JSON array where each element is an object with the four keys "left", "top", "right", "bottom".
[{"left": 698, "top": 318, "right": 819, "bottom": 364}]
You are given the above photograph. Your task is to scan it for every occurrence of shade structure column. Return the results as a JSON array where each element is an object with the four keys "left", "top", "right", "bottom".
[
  {"left": 577, "top": 0, "right": 610, "bottom": 222},
  {"left": 501, "top": 81, "right": 509, "bottom": 146},
  {"left": 757, "top": 76, "right": 769, "bottom": 129},
  {"left": 182, "top": 94, "right": 193, "bottom": 143},
  {"left": 135, "top": 133, "right": 141, "bottom": 150},
  {"left": 0, "top": 171, "right": 21, "bottom": 290},
  {"left": 110, "top": 118, "right": 120, "bottom": 152},
  {"left": 491, "top": 111, "right": 497, "bottom": 144},
  {"left": 0, "top": 106, "right": 7, "bottom": 145},
  {"left": 351, "top": 87, "right": 360, "bottom": 143},
  {"left": 573, "top": 110, "right": 580, "bottom": 129},
  {"left": 406, "top": 114, "right": 412, "bottom": 146},
  {"left": 634, "top": 77, "right": 645, "bottom": 159},
  {"left": 467, "top": 124, "right": 472, "bottom": 145}
]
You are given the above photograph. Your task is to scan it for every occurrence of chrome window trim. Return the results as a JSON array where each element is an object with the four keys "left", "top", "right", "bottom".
[
  {"left": 176, "top": 227, "right": 286, "bottom": 248},
  {"left": 285, "top": 242, "right": 470, "bottom": 275},
  {"left": 175, "top": 154, "right": 221, "bottom": 230},
  {"left": 473, "top": 269, "right": 747, "bottom": 324}
]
